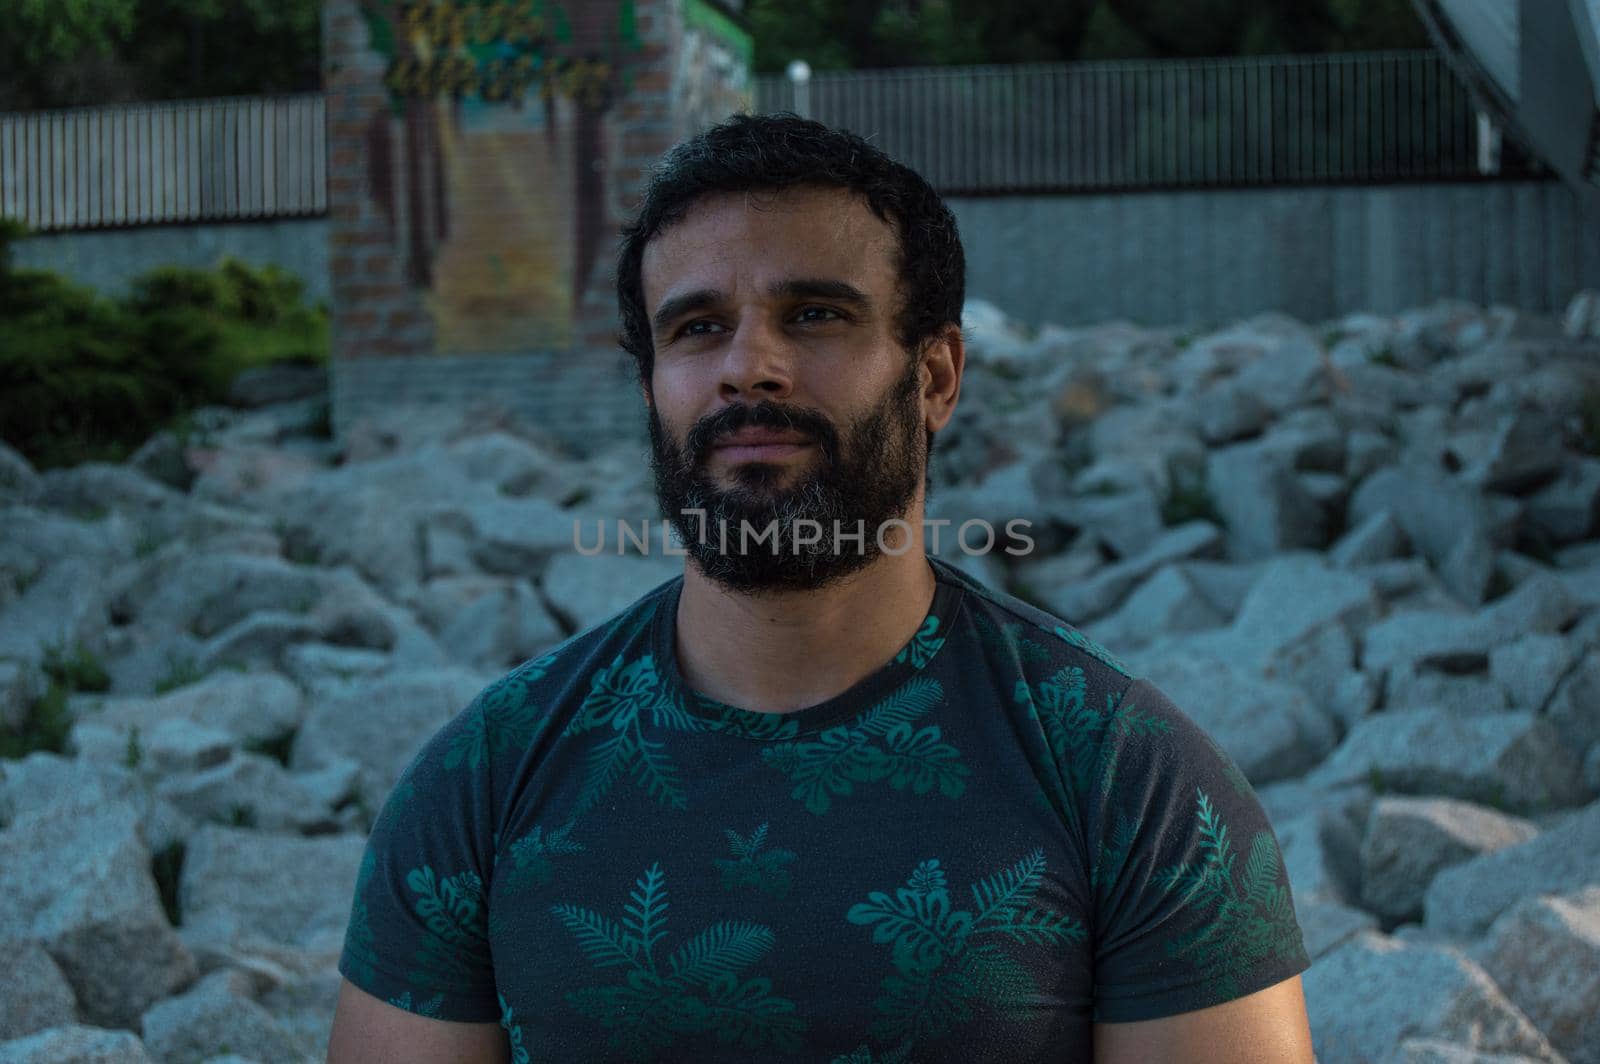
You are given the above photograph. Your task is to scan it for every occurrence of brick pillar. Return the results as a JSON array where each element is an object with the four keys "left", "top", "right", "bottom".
[{"left": 322, "top": 0, "right": 752, "bottom": 448}]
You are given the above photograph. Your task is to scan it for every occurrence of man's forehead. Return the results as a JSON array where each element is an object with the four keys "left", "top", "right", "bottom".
[{"left": 641, "top": 186, "right": 898, "bottom": 294}]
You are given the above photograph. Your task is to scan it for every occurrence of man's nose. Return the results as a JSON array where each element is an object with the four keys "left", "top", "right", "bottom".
[{"left": 719, "top": 317, "right": 794, "bottom": 400}]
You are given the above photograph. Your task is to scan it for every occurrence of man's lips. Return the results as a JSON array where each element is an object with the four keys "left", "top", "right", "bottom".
[{"left": 709, "top": 428, "right": 814, "bottom": 462}]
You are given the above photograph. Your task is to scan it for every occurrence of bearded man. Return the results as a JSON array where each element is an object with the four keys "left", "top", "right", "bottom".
[{"left": 327, "top": 113, "right": 1315, "bottom": 1063}]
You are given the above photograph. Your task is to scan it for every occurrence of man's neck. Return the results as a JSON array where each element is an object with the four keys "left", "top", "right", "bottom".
[{"left": 673, "top": 529, "right": 937, "bottom": 715}]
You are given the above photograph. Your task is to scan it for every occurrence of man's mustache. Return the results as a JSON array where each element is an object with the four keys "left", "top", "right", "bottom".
[{"left": 685, "top": 401, "right": 841, "bottom": 465}]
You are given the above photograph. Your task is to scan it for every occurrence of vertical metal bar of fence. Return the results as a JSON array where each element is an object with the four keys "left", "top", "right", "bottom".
[
  {"left": 1, "top": 119, "right": 12, "bottom": 224},
  {"left": 161, "top": 106, "right": 173, "bottom": 221},
  {"left": 142, "top": 106, "right": 153, "bottom": 225},
  {"left": 1202, "top": 62, "right": 1214, "bottom": 185},
  {"left": 1170, "top": 63, "right": 1182, "bottom": 187},
  {"left": 189, "top": 104, "right": 201, "bottom": 221}
]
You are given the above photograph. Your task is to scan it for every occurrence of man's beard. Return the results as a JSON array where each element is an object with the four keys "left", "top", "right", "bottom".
[{"left": 646, "top": 358, "right": 926, "bottom": 593}]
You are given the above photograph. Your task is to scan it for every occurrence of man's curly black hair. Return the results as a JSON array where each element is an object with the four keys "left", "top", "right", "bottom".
[{"left": 616, "top": 112, "right": 966, "bottom": 388}]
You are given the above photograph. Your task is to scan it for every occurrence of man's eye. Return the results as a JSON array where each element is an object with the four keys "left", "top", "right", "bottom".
[
  {"left": 680, "top": 320, "right": 724, "bottom": 336},
  {"left": 795, "top": 306, "right": 842, "bottom": 323}
]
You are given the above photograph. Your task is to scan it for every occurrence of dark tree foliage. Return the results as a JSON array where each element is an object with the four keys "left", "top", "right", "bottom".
[
  {"left": 747, "top": 0, "right": 1431, "bottom": 73},
  {"left": 0, "top": 0, "right": 320, "bottom": 111}
]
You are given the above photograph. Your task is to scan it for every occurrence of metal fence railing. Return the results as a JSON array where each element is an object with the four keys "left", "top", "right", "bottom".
[
  {"left": 0, "top": 94, "right": 326, "bottom": 233},
  {"left": 0, "top": 52, "right": 1544, "bottom": 234},
  {"left": 754, "top": 50, "right": 1542, "bottom": 193}
]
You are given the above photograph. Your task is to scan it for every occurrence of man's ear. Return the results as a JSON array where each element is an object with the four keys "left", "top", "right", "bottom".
[{"left": 921, "top": 322, "right": 965, "bottom": 434}]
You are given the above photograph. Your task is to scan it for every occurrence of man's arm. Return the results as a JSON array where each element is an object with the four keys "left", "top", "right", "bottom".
[
  {"left": 326, "top": 978, "right": 511, "bottom": 1064},
  {"left": 1093, "top": 974, "right": 1315, "bottom": 1064}
]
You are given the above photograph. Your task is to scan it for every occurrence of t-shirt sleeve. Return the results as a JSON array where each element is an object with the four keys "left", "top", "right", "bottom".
[
  {"left": 1087, "top": 677, "right": 1311, "bottom": 1024},
  {"left": 337, "top": 697, "right": 502, "bottom": 1023}
]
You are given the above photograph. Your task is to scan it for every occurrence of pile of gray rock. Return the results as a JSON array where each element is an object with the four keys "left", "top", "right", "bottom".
[{"left": 2, "top": 291, "right": 1598, "bottom": 1062}]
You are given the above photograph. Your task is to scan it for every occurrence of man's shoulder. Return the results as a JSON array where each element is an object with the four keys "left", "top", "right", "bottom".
[{"left": 932, "top": 555, "right": 1138, "bottom": 688}]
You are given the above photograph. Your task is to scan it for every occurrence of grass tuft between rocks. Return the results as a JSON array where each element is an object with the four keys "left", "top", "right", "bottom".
[{"left": 1, "top": 642, "right": 110, "bottom": 761}]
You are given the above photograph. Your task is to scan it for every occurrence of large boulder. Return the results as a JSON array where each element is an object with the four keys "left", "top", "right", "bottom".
[
  {"left": 1461, "top": 409, "right": 1568, "bottom": 494},
  {"left": 0, "top": 1025, "right": 155, "bottom": 1063},
  {"left": 413, "top": 576, "right": 564, "bottom": 670},
  {"left": 1206, "top": 441, "right": 1325, "bottom": 560},
  {"left": 0, "top": 943, "right": 77, "bottom": 1042},
  {"left": 1307, "top": 710, "right": 1588, "bottom": 815},
  {"left": 1545, "top": 655, "right": 1600, "bottom": 753},
  {"left": 178, "top": 826, "right": 366, "bottom": 964},
  {"left": 1472, "top": 887, "right": 1600, "bottom": 1064},
  {"left": 1304, "top": 932, "right": 1563, "bottom": 1063},
  {"left": 1036, "top": 521, "right": 1222, "bottom": 622},
  {"left": 1359, "top": 797, "right": 1539, "bottom": 923},
  {"left": 289, "top": 668, "right": 489, "bottom": 811},
  {"left": 0, "top": 753, "right": 192, "bottom": 853},
  {"left": 139, "top": 968, "right": 314, "bottom": 1064},
  {"left": 155, "top": 754, "right": 360, "bottom": 835},
  {"left": 83, "top": 672, "right": 304, "bottom": 750},
  {"left": 1488, "top": 634, "right": 1577, "bottom": 714},
  {"left": 1525, "top": 457, "right": 1600, "bottom": 544},
  {"left": 1135, "top": 653, "right": 1336, "bottom": 784},
  {"left": 1425, "top": 799, "right": 1600, "bottom": 937},
  {"left": 264, "top": 445, "right": 492, "bottom": 593},
  {"left": 1087, "top": 565, "right": 1226, "bottom": 651},
  {"left": 0, "top": 558, "right": 113, "bottom": 668},
  {"left": 540, "top": 552, "right": 682, "bottom": 634},
  {"left": 1383, "top": 1042, "right": 1555, "bottom": 1064},
  {"left": 423, "top": 495, "right": 579, "bottom": 579},
  {"left": 1349, "top": 465, "right": 1510, "bottom": 573},
  {"left": 0, "top": 802, "right": 195, "bottom": 1027}
]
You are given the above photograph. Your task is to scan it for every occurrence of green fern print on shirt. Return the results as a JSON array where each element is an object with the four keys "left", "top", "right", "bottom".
[
  {"left": 564, "top": 652, "right": 701, "bottom": 814},
  {"left": 343, "top": 848, "right": 380, "bottom": 988},
  {"left": 972, "top": 611, "right": 1055, "bottom": 664},
  {"left": 831, "top": 1044, "right": 914, "bottom": 1064},
  {"left": 498, "top": 991, "right": 531, "bottom": 1064},
  {"left": 893, "top": 615, "right": 947, "bottom": 669},
  {"left": 551, "top": 862, "right": 807, "bottom": 1061},
  {"left": 847, "top": 850, "right": 1085, "bottom": 1047},
  {"left": 714, "top": 823, "right": 797, "bottom": 897},
  {"left": 1154, "top": 789, "right": 1305, "bottom": 998},
  {"left": 1053, "top": 624, "right": 1132, "bottom": 677},
  {"left": 404, "top": 865, "right": 491, "bottom": 991},
  {"left": 760, "top": 676, "right": 968, "bottom": 815},
  {"left": 503, "top": 820, "right": 586, "bottom": 888},
  {"left": 1016, "top": 668, "right": 1173, "bottom": 809}
]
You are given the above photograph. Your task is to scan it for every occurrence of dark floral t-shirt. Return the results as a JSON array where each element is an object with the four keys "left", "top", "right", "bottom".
[{"left": 338, "top": 556, "right": 1310, "bottom": 1062}]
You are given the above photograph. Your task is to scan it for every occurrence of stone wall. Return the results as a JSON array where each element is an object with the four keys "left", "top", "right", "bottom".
[
  {"left": 10, "top": 219, "right": 331, "bottom": 304},
  {"left": 953, "top": 179, "right": 1600, "bottom": 329}
]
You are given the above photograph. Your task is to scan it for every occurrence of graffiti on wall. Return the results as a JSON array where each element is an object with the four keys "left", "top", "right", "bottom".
[
  {"left": 358, "top": 0, "right": 642, "bottom": 353},
  {"left": 675, "top": 0, "right": 752, "bottom": 135}
]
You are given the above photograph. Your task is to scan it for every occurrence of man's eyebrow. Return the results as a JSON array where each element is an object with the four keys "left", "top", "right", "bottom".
[
  {"left": 651, "top": 289, "right": 724, "bottom": 334},
  {"left": 770, "top": 278, "right": 873, "bottom": 310},
  {"left": 650, "top": 279, "right": 874, "bottom": 334}
]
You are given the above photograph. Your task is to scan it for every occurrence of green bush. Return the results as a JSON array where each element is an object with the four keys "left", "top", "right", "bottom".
[{"left": 0, "top": 230, "right": 329, "bottom": 469}]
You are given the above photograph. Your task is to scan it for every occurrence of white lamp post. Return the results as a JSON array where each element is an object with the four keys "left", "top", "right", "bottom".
[{"left": 786, "top": 59, "right": 812, "bottom": 118}]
